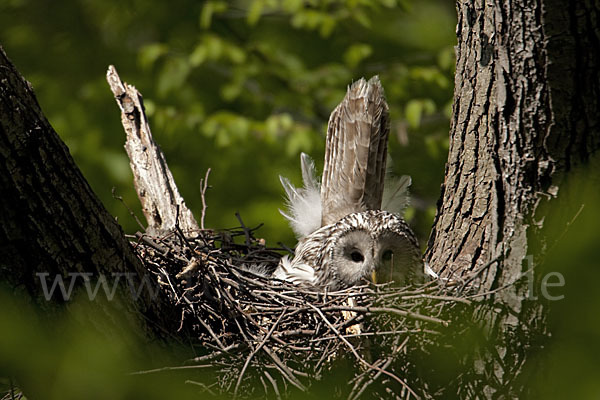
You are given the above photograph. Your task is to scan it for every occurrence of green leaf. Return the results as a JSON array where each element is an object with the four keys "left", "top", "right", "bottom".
[
  {"left": 291, "top": 11, "right": 306, "bottom": 28},
  {"left": 443, "top": 99, "right": 453, "bottom": 119},
  {"left": 204, "top": 35, "right": 224, "bottom": 60},
  {"left": 157, "top": 57, "right": 190, "bottom": 96},
  {"left": 353, "top": 10, "right": 371, "bottom": 28},
  {"left": 437, "top": 46, "right": 455, "bottom": 71},
  {"left": 282, "top": 0, "right": 302, "bottom": 12},
  {"left": 379, "top": 0, "right": 397, "bottom": 7},
  {"left": 221, "top": 83, "right": 242, "bottom": 101},
  {"left": 405, "top": 98, "right": 436, "bottom": 129},
  {"left": 199, "top": 1, "right": 227, "bottom": 29},
  {"left": 143, "top": 99, "right": 156, "bottom": 116},
  {"left": 405, "top": 99, "right": 423, "bottom": 129},
  {"left": 189, "top": 44, "right": 207, "bottom": 67},
  {"left": 403, "top": 205, "right": 416, "bottom": 222},
  {"left": 227, "top": 45, "right": 246, "bottom": 64},
  {"left": 138, "top": 43, "right": 168, "bottom": 70},
  {"left": 200, "top": 1, "right": 214, "bottom": 29},
  {"left": 319, "top": 15, "right": 336, "bottom": 37},
  {"left": 103, "top": 152, "right": 131, "bottom": 182},
  {"left": 247, "top": 0, "right": 265, "bottom": 26},
  {"left": 304, "top": 10, "right": 321, "bottom": 30},
  {"left": 286, "top": 126, "right": 314, "bottom": 156},
  {"left": 422, "top": 98, "right": 436, "bottom": 114},
  {"left": 343, "top": 43, "right": 373, "bottom": 68}
]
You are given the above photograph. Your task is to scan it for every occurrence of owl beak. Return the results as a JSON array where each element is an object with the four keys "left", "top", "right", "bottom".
[{"left": 371, "top": 271, "right": 377, "bottom": 284}]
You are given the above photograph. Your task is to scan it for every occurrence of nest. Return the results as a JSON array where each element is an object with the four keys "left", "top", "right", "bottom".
[{"left": 131, "top": 219, "right": 474, "bottom": 399}]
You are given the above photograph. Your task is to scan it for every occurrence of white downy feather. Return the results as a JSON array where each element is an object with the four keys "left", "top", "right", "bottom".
[
  {"left": 237, "top": 263, "right": 273, "bottom": 278},
  {"left": 424, "top": 262, "right": 439, "bottom": 279},
  {"left": 272, "top": 255, "right": 316, "bottom": 284},
  {"left": 279, "top": 153, "right": 322, "bottom": 238}
]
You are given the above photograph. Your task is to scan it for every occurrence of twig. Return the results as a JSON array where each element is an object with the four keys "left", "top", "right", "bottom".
[
  {"left": 399, "top": 294, "right": 471, "bottom": 305},
  {"left": 460, "top": 254, "right": 503, "bottom": 290},
  {"left": 466, "top": 268, "right": 532, "bottom": 299},
  {"left": 185, "top": 380, "right": 217, "bottom": 396},
  {"left": 188, "top": 343, "right": 246, "bottom": 363},
  {"left": 322, "top": 305, "right": 449, "bottom": 326},
  {"left": 233, "top": 310, "right": 287, "bottom": 397},
  {"left": 262, "top": 346, "right": 307, "bottom": 391},
  {"left": 199, "top": 168, "right": 211, "bottom": 230},
  {"left": 129, "top": 364, "right": 213, "bottom": 375},
  {"left": 235, "top": 212, "right": 252, "bottom": 246},
  {"left": 111, "top": 187, "right": 146, "bottom": 231},
  {"left": 197, "top": 317, "right": 226, "bottom": 350},
  {"left": 349, "top": 336, "right": 410, "bottom": 400},
  {"left": 263, "top": 370, "right": 282, "bottom": 400},
  {"left": 308, "top": 304, "right": 419, "bottom": 398}
]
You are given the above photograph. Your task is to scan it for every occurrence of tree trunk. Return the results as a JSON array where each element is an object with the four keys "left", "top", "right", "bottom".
[
  {"left": 0, "top": 47, "right": 175, "bottom": 334},
  {"left": 424, "top": 0, "right": 599, "bottom": 397},
  {"left": 427, "top": 0, "right": 599, "bottom": 285}
]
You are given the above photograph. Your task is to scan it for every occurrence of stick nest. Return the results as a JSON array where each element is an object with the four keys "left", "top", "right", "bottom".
[{"left": 132, "top": 221, "right": 474, "bottom": 399}]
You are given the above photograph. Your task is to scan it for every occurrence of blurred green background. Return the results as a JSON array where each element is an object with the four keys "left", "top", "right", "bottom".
[{"left": 0, "top": 0, "right": 456, "bottom": 249}]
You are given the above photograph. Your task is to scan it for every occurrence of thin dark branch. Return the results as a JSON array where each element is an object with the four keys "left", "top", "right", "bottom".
[{"left": 199, "top": 168, "right": 212, "bottom": 230}]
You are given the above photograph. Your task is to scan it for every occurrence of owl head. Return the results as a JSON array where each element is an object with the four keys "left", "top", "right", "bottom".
[{"left": 299, "top": 210, "right": 423, "bottom": 290}]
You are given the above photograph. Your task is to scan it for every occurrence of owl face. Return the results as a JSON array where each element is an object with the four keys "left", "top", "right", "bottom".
[
  {"left": 285, "top": 210, "right": 423, "bottom": 290},
  {"left": 373, "top": 230, "right": 422, "bottom": 284},
  {"left": 330, "top": 229, "right": 376, "bottom": 286}
]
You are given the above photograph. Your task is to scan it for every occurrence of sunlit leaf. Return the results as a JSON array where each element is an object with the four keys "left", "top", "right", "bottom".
[
  {"left": 247, "top": 0, "right": 265, "bottom": 25},
  {"left": 405, "top": 99, "right": 423, "bottom": 129},
  {"left": 286, "top": 126, "right": 314, "bottom": 156},
  {"left": 344, "top": 43, "right": 373, "bottom": 68},
  {"left": 138, "top": 43, "right": 168, "bottom": 70},
  {"left": 157, "top": 57, "right": 191, "bottom": 96},
  {"left": 189, "top": 44, "right": 207, "bottom": 66},
  {"left": 319, "top": 14, "right": 336, "bottom": 37},
  {"left": 199, "top": 0, "right": 227, "bottom": 29},
  {"left": 353, "top": 10, "right": 372, "bottom": 28}
]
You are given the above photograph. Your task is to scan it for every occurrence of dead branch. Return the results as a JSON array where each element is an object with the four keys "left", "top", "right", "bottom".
[
  {"left": 106, "top": 65, "right": 199, "bottom": 235},
  {"left": 200, "top": 168, "right": 211, "bottom": 230}
]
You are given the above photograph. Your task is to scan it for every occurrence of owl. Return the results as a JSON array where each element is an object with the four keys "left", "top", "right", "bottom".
[{"left": 274, "top": 77, "right": 424, "bottom": 291}]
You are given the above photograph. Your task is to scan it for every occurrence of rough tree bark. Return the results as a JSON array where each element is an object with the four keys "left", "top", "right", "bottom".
[
  {"left": 425, "top": 0, "right": 599, "bottom": 397},
  {"left": 427, "top": 0, "right": 599, "bottom": 286},
  {"left": 0, "top": 47, "right": 177, "bottom": 335}
]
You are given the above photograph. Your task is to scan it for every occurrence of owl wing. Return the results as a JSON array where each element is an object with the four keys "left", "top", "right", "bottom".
[
  {"left": 279, "top": 153, "right": 322, "bottom": 238},
  {"left": 320, "top": 76, "right": 390, "bottom": 226}
]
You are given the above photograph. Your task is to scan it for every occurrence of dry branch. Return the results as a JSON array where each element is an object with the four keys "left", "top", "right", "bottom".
[{"left": 106, "top": 65, "right": 199, "bottom": 235}]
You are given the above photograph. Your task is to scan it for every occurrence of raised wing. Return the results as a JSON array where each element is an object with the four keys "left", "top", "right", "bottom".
[{"left": 320, "top": 76, "right": 390, "bottom": 226}]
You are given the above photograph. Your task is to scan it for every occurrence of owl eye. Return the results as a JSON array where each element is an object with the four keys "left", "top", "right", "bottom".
[
  {"left": 350, "top": 250, "right": 364, "bottom": 263},
  {"left": 382, "top": 250, "right": 393, "bottom": 261}
]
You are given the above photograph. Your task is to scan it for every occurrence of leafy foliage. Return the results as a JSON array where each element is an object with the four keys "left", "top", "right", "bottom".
[{"left": 0, "top": 0, "right": 455, "bottom": 248}]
